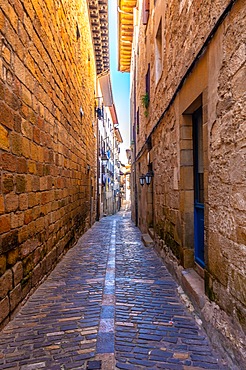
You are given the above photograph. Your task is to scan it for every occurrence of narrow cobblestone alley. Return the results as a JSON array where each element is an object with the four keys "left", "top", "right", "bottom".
[{"left": 0, "top": 211, "right": 232, "bottom": 370}]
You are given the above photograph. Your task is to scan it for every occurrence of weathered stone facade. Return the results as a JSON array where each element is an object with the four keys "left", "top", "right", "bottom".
[
  {"left": 130, "top": 0, "right": 245, "bottom": 365},
  {"left": 0, "top": 0, "right": 98, "bottom": 329}
]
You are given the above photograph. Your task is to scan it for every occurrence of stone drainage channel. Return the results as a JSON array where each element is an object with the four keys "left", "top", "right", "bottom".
[{"left": 86, "top": 220, "right": 117, "bottom": 370}]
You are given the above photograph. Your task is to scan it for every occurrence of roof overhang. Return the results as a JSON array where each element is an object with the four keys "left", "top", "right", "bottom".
[
  {"left": 118, "top": 0, "right": 137, "bottom": 72},
  {"left": 115, "top": 127, "right": 123, "bottom": 143},
  {"left": 88, "top": 0, "right": 109, "bottom": 75}
]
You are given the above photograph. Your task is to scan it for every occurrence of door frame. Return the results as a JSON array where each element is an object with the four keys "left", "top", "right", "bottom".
[{"left": 180, "top": 94, "right": 208, "bottom": 271}]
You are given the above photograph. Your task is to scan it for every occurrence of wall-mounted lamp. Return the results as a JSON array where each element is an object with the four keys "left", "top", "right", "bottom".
[
  {"left": 139, "top": 174, "right": 146, "bottom": 186},
  {"left": 139, "top": 171, "right": 154, "bottom": 186},
  {"left": 145, "top": 171, "right": 154, "bottom": 185}
]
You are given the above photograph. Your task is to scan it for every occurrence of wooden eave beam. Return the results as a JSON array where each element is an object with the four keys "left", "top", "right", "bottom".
[{"left": 88, "top": 0, "right": 109, "bottom": 75}]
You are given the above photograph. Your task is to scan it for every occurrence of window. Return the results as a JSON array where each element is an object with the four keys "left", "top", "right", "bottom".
[
  {"left": 141, "top": 65, "right": 150, "bottom": 117},
  {"left": 155, "top": 19, "right": 162, "bottom": 83},
  {"left": 137, "top": 108, "right": 139, "bottom": 134},
  {"left": 146, "top": 63, "right": 150, "bottom": 100},
  {"left": 76, "top": 23, "right": 81, "bottom": 40},
  {"left": 143, "top": 0, "right": 150, "bottom": 25}
]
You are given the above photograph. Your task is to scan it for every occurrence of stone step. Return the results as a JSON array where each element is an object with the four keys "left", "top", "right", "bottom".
[
  {"left": 148, "top": 228, "right": 155, "bottom": 240},
  {"left": 141, "top": 233, "right": 154, "bottom": 248},
  {"left": 181, "top": 268, "right": 206, "bottom": 310}
]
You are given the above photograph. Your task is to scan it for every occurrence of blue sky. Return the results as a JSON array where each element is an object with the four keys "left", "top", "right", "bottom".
[{"left": 108, "top": 0, "right": 130, "bottom": 164}]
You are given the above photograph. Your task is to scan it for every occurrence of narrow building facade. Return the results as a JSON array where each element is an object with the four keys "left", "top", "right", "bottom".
[
  {"left": 127, "top": 0, "right": 245, "bottom": 365},
  {"left": 96, "top": 74, "right": 123, "bottom": 218}
]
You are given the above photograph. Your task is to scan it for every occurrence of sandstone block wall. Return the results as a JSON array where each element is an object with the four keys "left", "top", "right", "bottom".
[
  {"left": 0, "top": 0, "right": 97, "bottom": 329},
  {"left": 132, "top": 0, "right": 245, "bottom": 363}
]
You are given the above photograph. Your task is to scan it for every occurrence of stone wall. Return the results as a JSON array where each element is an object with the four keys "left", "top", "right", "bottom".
[
  {"left": 205, "top": 0, "right": 246, "bottom": 359},
  {"left": 0, "top": 0, "right": 97, "bottom": 329},
  {"left": 132, "top": 0, "right": 245, "bottom": 364}
]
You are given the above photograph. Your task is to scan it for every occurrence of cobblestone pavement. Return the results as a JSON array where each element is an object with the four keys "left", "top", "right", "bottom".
[{"left": 0, "top": 210, "right": 231, "bottom": 369}]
